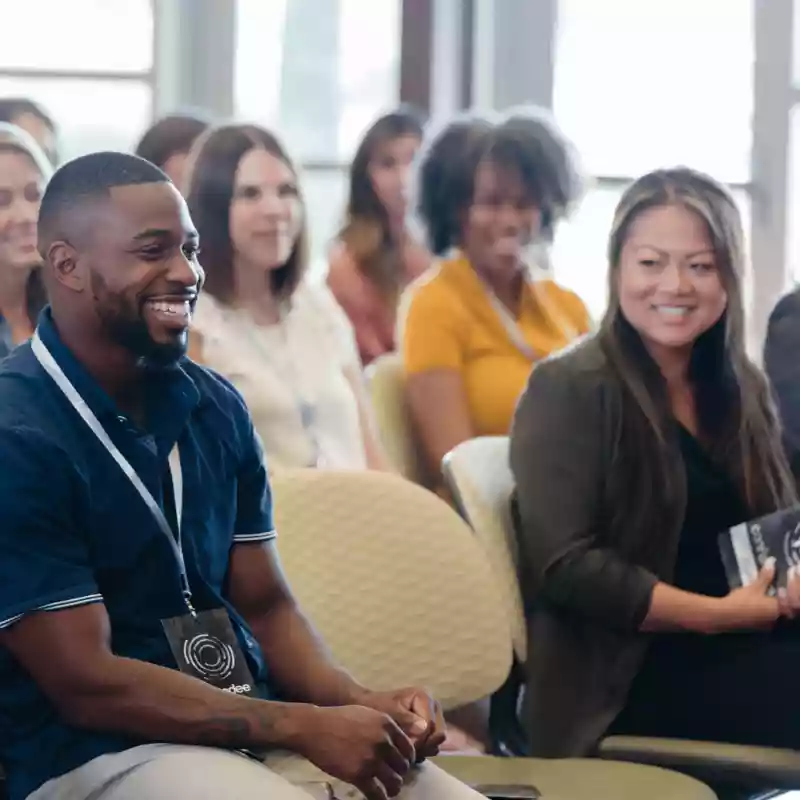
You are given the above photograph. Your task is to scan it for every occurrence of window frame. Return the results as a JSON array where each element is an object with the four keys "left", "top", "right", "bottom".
[
  {"left": 406, "top": 0, "right": 795, "bottom": 354},
  {"left": 0, "top": 0, "right": 157, "bottom": 116}
]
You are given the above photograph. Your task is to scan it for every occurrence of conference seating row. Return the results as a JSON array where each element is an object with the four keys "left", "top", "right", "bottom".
[
  {"left": 0, "top": 353, "right": 796, "bottom": 798},
  {"left": 365, "top": 352, "right": 800, "bottom": 799},
  {"left": 271, "top": 466, "right": 714, "bottom": 799}
]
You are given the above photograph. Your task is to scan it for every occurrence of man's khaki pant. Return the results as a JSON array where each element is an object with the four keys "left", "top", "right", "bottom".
[{"left": 28, "top": 743, "right": 484, "bottom": 800}]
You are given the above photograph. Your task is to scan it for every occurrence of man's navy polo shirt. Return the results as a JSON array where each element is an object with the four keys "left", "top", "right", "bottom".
[{"left": 0, "top": 309, "right": 277, "bottom": 800}]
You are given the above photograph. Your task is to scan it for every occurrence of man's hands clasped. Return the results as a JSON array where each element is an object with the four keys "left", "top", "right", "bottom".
[{"left": 288, "top": 687, "right": 446, "bottom": 800}]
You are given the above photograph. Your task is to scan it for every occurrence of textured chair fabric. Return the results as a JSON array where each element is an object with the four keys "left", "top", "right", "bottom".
[
  {"left": 444, "top": 435, "right": 800, "bottom": 792},
  {"left": 271, "top": 468, "right": 717, "bottom": 799},
  {"left": 366, "top": 353, "right": 428, "bottom": 485},
  {"left": 272, "top": 468, "right": 512, "bottom": 707},
  {"left": 442, "top": 437, "right": 526, "bottom": 661}
]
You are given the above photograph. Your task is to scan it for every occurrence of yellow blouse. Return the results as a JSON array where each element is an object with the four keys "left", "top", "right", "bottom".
[{"left": 399, "top": 253, "right": 591, "bottom": 437}]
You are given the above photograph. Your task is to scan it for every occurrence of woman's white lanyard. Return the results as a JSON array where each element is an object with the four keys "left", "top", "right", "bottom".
[
  {"left": 482, "top": 288, "right": 538, "bottom": 361},
  {"left": 481, "top": 278, "right": 580, "bottom": 360},
  {"left": 30, "top": 332, "right": 195, "bottom": 616}
]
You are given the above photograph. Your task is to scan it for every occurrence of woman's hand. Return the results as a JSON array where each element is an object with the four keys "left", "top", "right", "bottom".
[
  {"left": 777, "top": 565, "right": 800, "bottom": 619},
  {"left": 711, "top": 558, "right": 780, "bottom": 633}
]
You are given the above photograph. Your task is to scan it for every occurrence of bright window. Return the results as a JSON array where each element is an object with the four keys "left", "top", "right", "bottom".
[
  {"left": 301, "top": 168, "right": 349, "bottom": 278},
  {"left": 554, "top": 0, "right": 753, "bottom": 182},
  {"left": 235, "top": 0, "right": 400, "bottom": 162},
  {"left": 0, "top": 0, "right": 153, "bottom": 74},
  {"left": 0, "top": 77, "right": 152, "bottom": 160},
  {"left": 0, "top": 0, "right": 154, "bottom": 159},
  {"left": 551, "top": 0, "right": 754, "bottom": 312},
  {"left": 235, "top": 0, "right": 400, "bottom": 271},
  {"left": 786, "top": 105, "right": 800, "bottom": 284}
]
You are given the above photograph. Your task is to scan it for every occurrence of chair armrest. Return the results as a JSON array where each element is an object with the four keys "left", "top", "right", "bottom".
[
  {"left": 298, "top": 781, "right": 334, "bottom": 799},
  {"left": 600, "top": 735, "right": 800, "bottom": 790},
  {"left": 472, "top": 783, "right": 540, "bottom": 799}
]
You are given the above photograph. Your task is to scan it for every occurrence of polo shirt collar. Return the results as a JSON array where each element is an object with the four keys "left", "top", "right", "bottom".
[
  {"left": 445, "top": 249, "right": 543, "bottom": 315},
  {"left": 35, "top": 307, "right": 201, "bottom": 438}
]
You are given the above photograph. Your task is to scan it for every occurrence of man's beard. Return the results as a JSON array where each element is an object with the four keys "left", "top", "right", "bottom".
[
  {"left": 101, "top": 312, "right": 187, "bottom": 369},
  {"left": 91, "top": 274, "right": 187, "bottom": 369}
]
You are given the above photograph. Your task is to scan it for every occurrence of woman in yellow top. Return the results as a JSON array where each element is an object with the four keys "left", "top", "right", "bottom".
[{"left": 399, "top": 109, "right": 591, "bottom": 486}]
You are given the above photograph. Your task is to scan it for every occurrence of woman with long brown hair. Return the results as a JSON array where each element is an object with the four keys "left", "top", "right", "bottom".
[
  {"left": 328, "top": 107, "right": 430, "bottom": 365},
  {"left": 0, "top": 122, "right": 51, "bottom": 357},
  {"left": 186, "top": 123, "right": 388, "bottom": 471},
  {"left": 510, "top": 167, "right": 800, "bottom": 755}
]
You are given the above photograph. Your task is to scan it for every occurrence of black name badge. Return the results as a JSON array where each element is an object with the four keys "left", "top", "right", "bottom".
[{"left": 162, "top": 608, "right": 257, "bottom": 698}]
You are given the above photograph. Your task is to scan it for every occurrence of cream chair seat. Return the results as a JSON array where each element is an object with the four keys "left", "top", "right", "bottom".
[
  {"left": 366, "top": 353, "right": 428, "bottom": 485},
  {"left": 443, "top": 436, "right": 800, "bottom": 796},
  {"left": 271, "top": 468, "right": 715, "bottom": 799}
]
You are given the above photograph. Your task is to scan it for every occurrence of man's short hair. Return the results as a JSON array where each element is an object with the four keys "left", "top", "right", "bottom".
[
  {"left": 38, "top": 151, "right": 171, "bottom": 251},
  {"left": 0, "top": 97, "right": 56, "bottom": 132}
]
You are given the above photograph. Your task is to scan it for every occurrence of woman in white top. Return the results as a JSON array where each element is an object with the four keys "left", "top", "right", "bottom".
[{"left": 185, "top": 123, "right": 388, "bottom": 471}]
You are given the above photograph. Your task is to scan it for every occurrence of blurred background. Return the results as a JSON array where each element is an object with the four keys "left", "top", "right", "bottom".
[{"left": 2, "top": 0, "right": 798, "bottom": 347}]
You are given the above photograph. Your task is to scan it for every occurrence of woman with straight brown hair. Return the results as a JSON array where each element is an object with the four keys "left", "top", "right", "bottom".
[
  {"left": 328, "top": 107, "right": 430, "bottom": 365},
  {"left": 186, "top": 123, "right": 388, "bottom": 471},
  {"left": 510, "top": 167, "right": 800, "bottom": 756},
  {"left": 0, "top": 122, "right": 51, "bottom": 357}
]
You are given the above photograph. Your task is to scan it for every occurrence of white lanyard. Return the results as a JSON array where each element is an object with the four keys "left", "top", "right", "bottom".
[
  {"left": 483, "top": 288, "right": 537, "bottom": 361},
  {"left": 31, "top": 332, "right": 195, "bottom": 615},
  {"left": 482, "top": 279, "right": 580, "bottom": 361}
]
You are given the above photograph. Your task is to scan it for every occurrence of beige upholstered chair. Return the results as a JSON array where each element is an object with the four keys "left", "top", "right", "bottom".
[
  {"left": 271, "top": 468, "right": 716, "bottom": 799},
  {"left": 442, "top": 438, "right": 527, "bottom": 663},
  {"left": 443, "top": 436, "right": 800, "bottom": 795},
  {"left": 366, "top": 353, "right": 428, "bottom": 486}
]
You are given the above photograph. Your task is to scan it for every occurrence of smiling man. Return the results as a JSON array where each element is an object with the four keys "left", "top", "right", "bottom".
[{"left": 0, "top": 152, "right": 477, "bottom": 800}]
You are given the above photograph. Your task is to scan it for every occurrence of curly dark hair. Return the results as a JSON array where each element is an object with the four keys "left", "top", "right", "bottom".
[{"left": 416, "top": 107, "right": 583, "bottom": 256}]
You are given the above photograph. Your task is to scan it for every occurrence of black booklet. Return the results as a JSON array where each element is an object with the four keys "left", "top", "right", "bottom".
[{"left": 719, "top": 505, "right": 800, "bottom": 591}]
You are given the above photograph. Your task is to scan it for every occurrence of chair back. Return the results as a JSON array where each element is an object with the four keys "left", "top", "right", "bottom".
[
  {"left": 443, "top": 437, "right": 527, "bottom": 660},
  {"left": 271, "top": 468, "right": 513, "bottom": 709},
  {"left": 366, "top": 353, "right": 428, "bottom": 485}
]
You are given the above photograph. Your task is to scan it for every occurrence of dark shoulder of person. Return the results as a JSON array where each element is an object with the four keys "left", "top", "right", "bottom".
[
  {"left": 512, "top": 335, "right": 611, "bottom": 452},
  {"left": 764, "top": 287, "right": 800, "bottom": 368},
  {"left": 0, "top": 343, "right": 63, "bottom": 429},
  {"left": 766, "top": 287, "right": 800, "bottom": 330},
  {"left": 527, "top": 332, "right": 609, "bottom": 392},
  {"left": 179, "top": 358, "right": 257, "bottom": 445},
  {"left": 0, "top": 346, "right": 86, "bottom": 508}
]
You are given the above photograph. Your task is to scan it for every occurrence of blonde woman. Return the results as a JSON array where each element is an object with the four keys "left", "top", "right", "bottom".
[{"left": 0, "top": 123, "right": 52, "bottom": 357}]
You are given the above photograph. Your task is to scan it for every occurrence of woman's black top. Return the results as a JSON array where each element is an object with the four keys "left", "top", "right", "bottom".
[{"left": 670, "top": 425, "right": 749, "bottom": 598}]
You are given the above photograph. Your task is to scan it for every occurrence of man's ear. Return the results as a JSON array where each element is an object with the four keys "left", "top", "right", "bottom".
[{"left": 47, "top": 240, "right": 85, "bottom": 292}]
